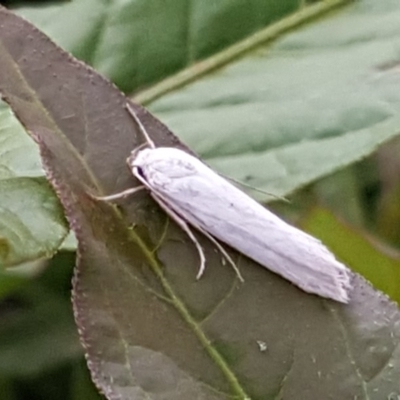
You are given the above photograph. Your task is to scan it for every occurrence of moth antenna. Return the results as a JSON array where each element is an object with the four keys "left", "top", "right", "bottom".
[
  {"left": 126, "top": 103, "right": 156, "bottom": 149},
  {"left": 225, "top": 176, "right": 290, "bottom": 203}
]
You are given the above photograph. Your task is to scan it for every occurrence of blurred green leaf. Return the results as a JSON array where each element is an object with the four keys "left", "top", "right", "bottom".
[
  {"left": 376, "top": 137, "right": 400, "bottom": 246},
  {"left": 0, "top": 285, "right": 81, "bottom": 377},
  {"left": 70, "top": 362, "right": 103, "bottom": 400},
  {"left": 313, "top": 167, "right": 366, "bottom": 226},
  {"left": 0, "top": 103, "right": 69, "bottom": 267},
  {"left": 0, "top": 378, "right": 16, "bottom": 400},
  {"left": 60, "top": 232, "right": 78, "bottom": 252},
  {"left": 0, "top": 104, "right": 43, "bottom": 178},
  {"left": 377, "top": 184, "right": 400, "bottom": 246},
  {"left": 148, "top": 0, "right": 400, "bottom": 199},
  {"left": 0, "top": 270, "right": 26, "bottom": 300},
  {"left": 0, "top": 252, "right": 82, "bottom": 379},
  {"left": 302, "top": 208, "right": 400, "bottom": 303},
  {"left": 16, "top": 0, "right": 323, "bottom": 92},
  {"left": 0, "top": 177, "right": 68, "bottom": 268}
]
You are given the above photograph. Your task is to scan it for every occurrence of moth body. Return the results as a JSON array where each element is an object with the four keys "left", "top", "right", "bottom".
[{"left": 128, "top": 146, "right": 351, "bottom": 303}]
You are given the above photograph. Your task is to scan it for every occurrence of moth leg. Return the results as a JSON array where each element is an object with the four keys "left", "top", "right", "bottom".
[
  {"left": 130, "top": 141, "right": 148, "bottom": 154},
  {"left": 93, "top": 185, "right": 146, "bottom": 201},
  {"left": 150, "top": 193, "right": 206, "bottom": 279},
  {"left": 193, "top": 225, "right": 244, "bottom": 282}
]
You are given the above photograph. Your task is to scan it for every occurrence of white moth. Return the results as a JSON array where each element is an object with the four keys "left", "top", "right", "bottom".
[{"left": 99, "top": 103, "right": 351, "bottom": 303}]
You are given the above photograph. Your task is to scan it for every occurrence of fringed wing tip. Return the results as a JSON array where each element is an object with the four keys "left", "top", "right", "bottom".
[{"left": 330, "top": 268, "right": 352, "bottom": 304}]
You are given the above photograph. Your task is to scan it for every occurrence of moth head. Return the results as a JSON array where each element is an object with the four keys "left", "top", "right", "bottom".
[
  {"left": 126, "top": 147, "right": 154, "bottom": 183},
  {"left": 127, "top": 146, "right": 143, "bottom": 166}
]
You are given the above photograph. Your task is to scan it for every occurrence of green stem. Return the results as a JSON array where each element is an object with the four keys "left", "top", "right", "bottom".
[
  {"left": 134, "top": 0, "right": 354, "bottom": 105},
  {"left": 134, "top": 231, "right": 250, "bottom": 399}
]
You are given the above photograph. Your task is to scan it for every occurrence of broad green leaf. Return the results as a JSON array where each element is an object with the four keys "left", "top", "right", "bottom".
[
  {"left": 147, "top": 0, "right": 400, "bottom": 198},
  {"left": 1, "top": 7, "right": 400, "bottom": 399},
  {"left": 0, "top": 104, "right": 43, "bottom": 178},
  {"left": 0, "top": 177, "right": 67, "bottom": 267},
  {"left": 16, "top": 0, "right": 324, "bottom": 92},
  {"left": 0, "top": 104, "right": 68, "bottom": 267}
]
